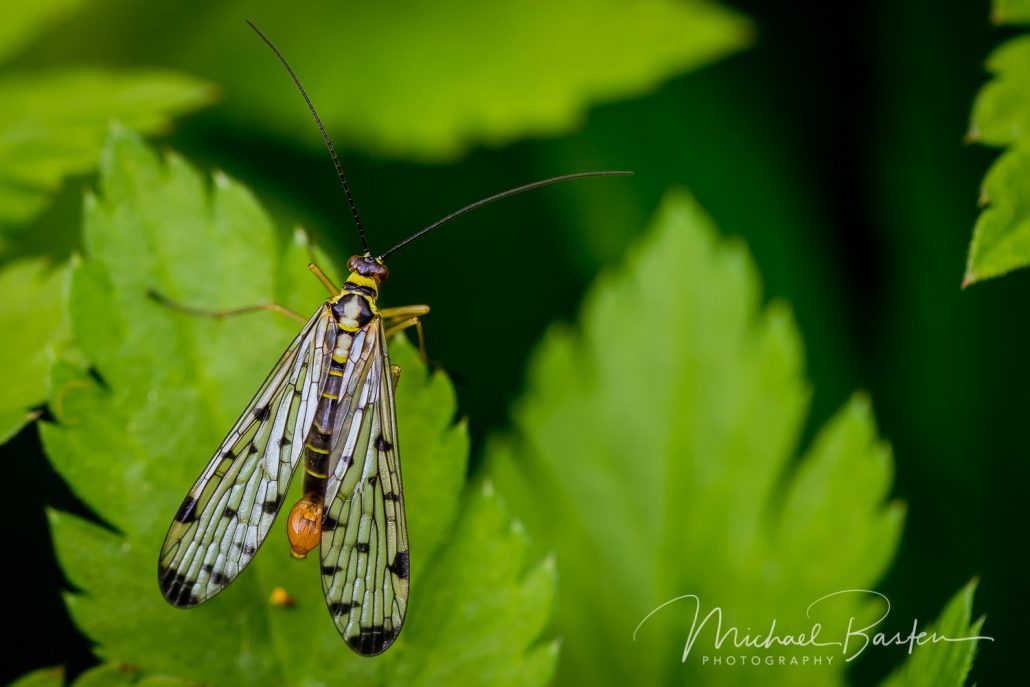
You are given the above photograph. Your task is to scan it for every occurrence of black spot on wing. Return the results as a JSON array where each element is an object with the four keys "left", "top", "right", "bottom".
[
  {"left": 367, "top": 475, "right": 378, "bottom": 487},
  {"left": 387, "top": 551, "right": 409, "bottom": 580},
  {"left": 159, "top": 566, "right": 197, "bottom": 607},
  {"left": 321, "top": 564, "right": 341, "bottom": 576},
  {"left": 383, "top": 492, "right": 400, "bottom": 502},
  {"left": 262, "top": 497, "right": 281, "bottom": 514},
  {"left": 278, "top": 436, "right": 292, "bottom": 447},
  {"left": 223, "top": 506, "right": 237, "bottom": 519},
  {"left": 374, "top": 434, "right": 392, "bottom": 451},
  {"left": 209, "top": 571, "right": 229, "bottom": 587},
  {"left": 242, "top": 543, "right": 257, "bottom": 556},
  {"left": 253, "top": 405, "right": 271, "bottom": 421},
  {"left": 328, "top": 601, "right": 354, "bottom": 616},
  {"left": 348, "top": 625, "right": 399, "bottom": 656},
  {"left": 322, "top": 513, "right": 338, "bottom": 531},
  {"left": 355, "top": 542, "right": 370, "bottom": 554},
  {"left": 174, "top": 496, "right": 198, "bottom": 524}
]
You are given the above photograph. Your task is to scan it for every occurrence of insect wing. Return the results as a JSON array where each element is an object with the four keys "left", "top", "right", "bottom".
[
  {"left": 320, "top": 320, "right": 409, "bottom": 655},
  {"left": 158, "top": 306, "right": 336, "bottom": 606}
]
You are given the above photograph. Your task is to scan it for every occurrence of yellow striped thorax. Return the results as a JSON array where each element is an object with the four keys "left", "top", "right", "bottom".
[{"left": 329, "top": 254, "right": 388, "bottom": 332}]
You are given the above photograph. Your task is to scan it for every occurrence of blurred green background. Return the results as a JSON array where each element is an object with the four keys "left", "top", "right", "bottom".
[{"left": 1, "top": 0, "right": 1022, "bottom": 684}]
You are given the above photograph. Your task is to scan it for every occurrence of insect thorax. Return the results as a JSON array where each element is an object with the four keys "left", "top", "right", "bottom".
[{"left": 331, "top": 282, "right": 378, "bottom": 333}]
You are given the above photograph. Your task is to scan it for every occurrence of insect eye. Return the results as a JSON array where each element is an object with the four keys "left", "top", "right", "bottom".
[
  {"left": 346, "top": 255, "right": 389, "bottom": 283},
  {"left": 371, "top": 261, "right": 389, "bottom": 283}
]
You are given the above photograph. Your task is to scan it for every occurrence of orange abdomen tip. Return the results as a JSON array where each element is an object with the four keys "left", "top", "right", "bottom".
[{"left": 286, "top": 494, "right": 323, "bottom": 558}]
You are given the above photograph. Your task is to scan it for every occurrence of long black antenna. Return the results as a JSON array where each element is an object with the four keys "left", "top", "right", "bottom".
[
  {"left": 245, "top": 20, "right": 369, "bottom": 253},
  {"left": 380, "top": 171, "right": 633, "bottom": 258}
]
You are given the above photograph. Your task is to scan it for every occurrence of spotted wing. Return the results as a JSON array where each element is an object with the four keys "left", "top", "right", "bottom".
[
  {"left": 158, "top": 306, "right": 336, "bottom": 606},
  {"left": 319, "top": 319, "right": 409, "bottom": 656}
]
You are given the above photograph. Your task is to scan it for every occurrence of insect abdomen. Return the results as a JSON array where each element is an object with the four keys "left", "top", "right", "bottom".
[
  {"left": 287, "top": 325, "right": 358, "bottom": 557},
  {"left": 287, "top": 389, "right": 337, "bottom": 557},
  {"left": 286, "top": 494, "right": 322, "bottom": 558}
]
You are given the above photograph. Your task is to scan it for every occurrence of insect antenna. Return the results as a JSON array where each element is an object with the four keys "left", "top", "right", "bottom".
[
  {"left": 380, "top": 170, "right": 633, "bottom": 258},
  {"left": 245, "top": 20, "right": 369, "bottom": 253}
]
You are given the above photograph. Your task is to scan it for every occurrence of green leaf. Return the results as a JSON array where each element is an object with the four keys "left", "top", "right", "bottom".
[
  {"left": 964, "top": 148, "right": 1030, "bottom": 285},
  {"left": 488, "top": 190, "right": 905, "bottom": 685},
  {"left": 969, "top": 36, "right": 1030, "bottom": 149},
  {"left": 41, "top": 127, "right": 554, "bottom": 686},
  {"left": 965, "top": 11, "right": 1030, "bottom": 283},
  {"left": 879, "top": 579, "right": 989, "bottom": 687},
  {"left": 149, "top": 0, "right": 748, "bottom": 161},
  {"left": 0, "top": 0, "right": 86, "bottom": 64},
  {"left": 0, "top": 257, "right": 69, "bottom": 444},
  {"left": 0, "top": 69, "right": 215, "bottom": 229},
  {"left": 9, "top": 664, "right": 198, "bottom": 687},
  {"left": 992, "top": 0, "right": 1030, "bottom": 23},
  {"left": 72, "top": 664, "right": 147, "bottom": 687},
  {"left": 8, "top": 666, "right": 65, "bottom": 687}
]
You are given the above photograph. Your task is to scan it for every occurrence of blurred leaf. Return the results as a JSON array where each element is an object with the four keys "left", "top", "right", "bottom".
[
  {"left": 0, "top": 257, "right": 69, "bottom": 444},
  {"left": 0, "top": 69, "right": 215, "bottom": 230},
  {"left": 992, "top": 0, "right": 1030, "bottom": 23},
  {"left": 8, "top": 666, "right": 64, "bottom": 687},
  {"left": 10, "top": 664, "right": 199, "bottom": 687},
  {"left": 40, "top": 127, "right": 554, "bottom": 686},
  {"left": 71, "top": 664, "right": 152, "bottom": 687},
  {"left": 969, "top": 36, "right": 1030, "bottom": 148},
  {"left": 0, "top": 0, "right": 85, "bottom": 64},
  {"left": 879, "top": 579, "right": 989, "bottom": 687},
  {"left": 489, "top": 191, "right": 905, "bottom": 686},
  {"left": 965, "top": 14, "right": 1030, "bottom": 283},
  {"left": 963, "top": 148, "right": 1030, "bottom": 285},
  {"left": 110, "top": 0, "right": 749, "bottom": 161}
]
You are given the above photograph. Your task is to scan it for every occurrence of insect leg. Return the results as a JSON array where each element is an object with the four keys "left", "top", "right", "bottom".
[
  {"left": 382, "top": 305, "right": 429, "bottom": 357},
  {"left": 383, "top": 316, "right": 426, "bottom": 359},
  {"left": 308, "top": 262, "right": 339, "bottom": 296},
  {"left": 146, "top": 288, "right": 306, "bottom": 323},
  {"left": 379, "top": 305, "right": 430, "bottom": 319}
]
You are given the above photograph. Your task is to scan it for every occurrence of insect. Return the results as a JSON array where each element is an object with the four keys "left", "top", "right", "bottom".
[{"left": 156, "top": 20, "right": 631, "bottom": 656}]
